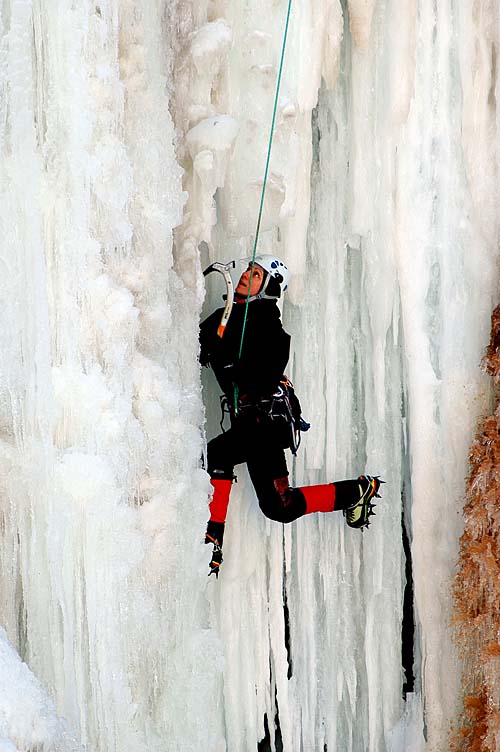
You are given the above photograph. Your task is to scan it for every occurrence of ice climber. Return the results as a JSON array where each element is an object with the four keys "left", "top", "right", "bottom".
[{"left": 200, "top": 255, "right": 383, "bottom": 577}]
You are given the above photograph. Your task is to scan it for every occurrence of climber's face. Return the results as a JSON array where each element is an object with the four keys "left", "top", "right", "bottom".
[{"left": 235, "top": 264, "right": 265, "bottom": 300}]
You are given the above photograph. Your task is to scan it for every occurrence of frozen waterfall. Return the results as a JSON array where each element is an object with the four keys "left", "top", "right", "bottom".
[{"left": 0, "top": 1, "right": 498, "bottom": 751}]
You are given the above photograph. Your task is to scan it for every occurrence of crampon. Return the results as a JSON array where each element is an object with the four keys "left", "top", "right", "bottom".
[
  {"left": 343, "top": 475, "right": 384, "bottom": 530},
  {"left": 206, "top": 534, "right": 223, "bottom": 578}
]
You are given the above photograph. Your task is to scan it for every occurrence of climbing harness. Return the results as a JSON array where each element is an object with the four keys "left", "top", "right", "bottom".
[
  {"left": 203, "top": 260, "right": 236, "bottom": 338},
  {"left": 235, "top": 0, "right": 293, "bottom": 412},
  {"left": 268, "top": 376, "right": 310, "bottom": 455},
  {"left": 220, "top": 375, "right": 310, "bottom": 456}
]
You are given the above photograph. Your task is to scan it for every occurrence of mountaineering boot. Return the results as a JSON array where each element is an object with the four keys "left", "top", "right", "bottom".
[
  {"left": 206, "top": 517, "right": 224, "bottom": 578},
  {"left": 343, "top": 475, "right": 383, "bottom": 529},
  {"left": 206, "top": 534, "right": 223, "bottom": 578}
]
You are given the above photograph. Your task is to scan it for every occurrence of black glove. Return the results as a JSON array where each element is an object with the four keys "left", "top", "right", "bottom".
[{"left": 205, "top": 521, "right": 225, "bottom": 578}]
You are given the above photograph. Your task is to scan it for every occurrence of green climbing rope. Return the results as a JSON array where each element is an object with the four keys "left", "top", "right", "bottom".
[{"left": 234, "top": 0, "right": 293, "bottom": 412}]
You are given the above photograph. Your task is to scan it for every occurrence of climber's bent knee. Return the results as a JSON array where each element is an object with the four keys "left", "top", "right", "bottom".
[{"left": 254, "top": 478, "right": 307, "bottom": 524}]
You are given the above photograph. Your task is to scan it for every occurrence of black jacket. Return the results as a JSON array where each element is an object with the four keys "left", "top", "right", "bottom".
[{"left": 200, "top": 299, "right": 291, "bottom": 400}]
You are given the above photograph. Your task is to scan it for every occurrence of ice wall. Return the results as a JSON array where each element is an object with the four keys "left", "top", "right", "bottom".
[
  {"left": 0, "top": 629, "right": 80, "bottom": 752},
  {"left": 0, "top": 1, "right": 498, "bottom": 752},
  {"left": 199, "top": 0, "right": 498, "bottom": 750},
  {"left": 0, "top": 1, "right": 222, "bottom": 750}
]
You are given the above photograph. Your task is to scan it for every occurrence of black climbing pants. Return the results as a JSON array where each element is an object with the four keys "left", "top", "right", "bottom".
[{"left": 207, "top": 410, "right": 307, "bottom": 523}]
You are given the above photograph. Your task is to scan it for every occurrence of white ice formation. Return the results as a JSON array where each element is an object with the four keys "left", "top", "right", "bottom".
[
  {"left": 0, "top": 1, "right": 498, "bottom": 751},
  {"left": 0, "top": 629, "right": 80, "bottom": 752}
]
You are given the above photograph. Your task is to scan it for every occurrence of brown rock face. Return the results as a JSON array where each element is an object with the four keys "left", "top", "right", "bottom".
[{"left": 453, "top": 305, "right": 500, "bottom": 752}]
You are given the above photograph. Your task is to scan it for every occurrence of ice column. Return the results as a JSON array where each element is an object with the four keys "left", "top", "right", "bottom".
[
  {"left": 198, "top": 0, "right": 498, "bottom": 751},
  {"left": 0, "top": 0, "right": 497, "bottom": 750},
  {"left": 0, "top": 1, "right": 221, "bottom": 750}
]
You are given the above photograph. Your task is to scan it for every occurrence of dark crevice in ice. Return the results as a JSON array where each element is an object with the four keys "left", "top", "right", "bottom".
[
  {"left": 258, "top": 703, "right": 283, "bottom": 752},
  {"left": 259, "top": 548, "right": 291, "bottom": 751},
  {"left": 402, "top": 501, "right": 415, "bottom": 697},
  {"left": 283, "top": 543, "right": 293, "bottom": 680}
]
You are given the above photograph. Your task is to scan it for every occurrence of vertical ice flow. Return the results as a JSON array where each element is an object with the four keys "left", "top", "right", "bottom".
[
  {"left": 1, "top": 1, "right": 222, "bottom": 751},
  {"left": 0, "top": 1, "right": 498, "bottom": 752},
  {"left": 202, "top": 1, "right": 497, "bottom": 751}
]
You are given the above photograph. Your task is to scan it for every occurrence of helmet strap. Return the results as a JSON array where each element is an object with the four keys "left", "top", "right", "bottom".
[
  {"left": 235, "top": 270, "right": 279, "bottom": 303},
  {"left": 254, "top": 271, "right": 270, "bottom": 297}
]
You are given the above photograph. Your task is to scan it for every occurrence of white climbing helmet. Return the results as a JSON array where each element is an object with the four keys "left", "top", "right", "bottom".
[{"left": 252, "top": 254, "right": 290, "bottom": 298}]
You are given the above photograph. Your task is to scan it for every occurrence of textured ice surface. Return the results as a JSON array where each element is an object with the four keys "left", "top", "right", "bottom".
[
  {"left": 0, "top": 629, "right": 80, "bottom": 752},
  {"left": 0, "top": 1, "right": 498, "bottom": 751},
  {"left": 200, "top": 1, "right": 497, "bottom": 750},
  {"left": 0, "top": 1, "right": 219, "bottom": 751}
]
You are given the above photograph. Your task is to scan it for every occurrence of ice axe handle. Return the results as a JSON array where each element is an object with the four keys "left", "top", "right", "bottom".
[{"left": 202, "top": 261, "right": 236, "bottom": 338}]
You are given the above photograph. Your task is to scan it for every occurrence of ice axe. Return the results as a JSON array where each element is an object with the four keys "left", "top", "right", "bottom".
[{"left": 203, "top": 259, "right": 236, "bottom": 338}]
